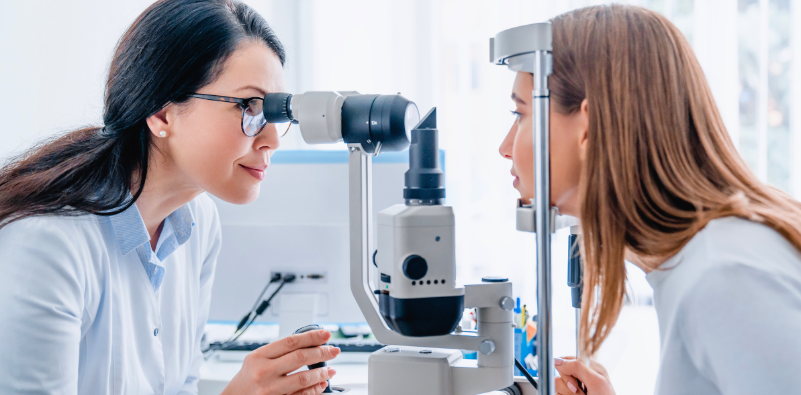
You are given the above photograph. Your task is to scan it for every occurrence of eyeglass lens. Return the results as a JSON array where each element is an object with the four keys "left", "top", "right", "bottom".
[
  {"left": 242, "top": 98, "right": 266, "bottom": 137},
  {"left": 242, "top": 98, "right": 292, "bottom": 138}
]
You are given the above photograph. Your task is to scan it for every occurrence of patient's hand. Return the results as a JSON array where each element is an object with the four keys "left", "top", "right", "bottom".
[{"left": 554, "top": 356, "right": 615, "bottom": 395}]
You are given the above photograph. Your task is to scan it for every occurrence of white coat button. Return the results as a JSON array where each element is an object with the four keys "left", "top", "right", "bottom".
[{"left": 154, "top": 328, "right": 159, "bottom": 336}]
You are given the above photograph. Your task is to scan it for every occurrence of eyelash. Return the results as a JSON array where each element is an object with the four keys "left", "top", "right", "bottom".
[{"left": 510, "top": 110, "right": 522, "bottom": 118}]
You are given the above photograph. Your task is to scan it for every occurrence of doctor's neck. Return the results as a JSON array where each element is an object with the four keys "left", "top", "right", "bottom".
[{"left": 132, "top": 158, "right": 203, "bottom": 249}]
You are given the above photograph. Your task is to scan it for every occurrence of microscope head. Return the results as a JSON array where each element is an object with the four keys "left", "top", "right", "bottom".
[
  {"left": 376, "top": 108, "right": 465, "bottom": 337},
  {"left": 262, "top": 91, "right": 420, "bottom": 154},
  {"left": 404, "top": 108, "right": 445, "bottom": 206}
]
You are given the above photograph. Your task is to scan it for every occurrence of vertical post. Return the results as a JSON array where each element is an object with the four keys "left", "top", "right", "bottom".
[
  {"left": 348, "top": 145, "right": 382, "bottom": 326},
  {"left": 533, "top": 49, "right": 554, "bottom": 395}
]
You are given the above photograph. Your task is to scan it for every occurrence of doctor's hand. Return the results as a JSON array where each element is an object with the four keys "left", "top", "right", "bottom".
[
  {"left": 554, "top": 356, "right": 615, "bottom": 395},
  {"left": 221, "top": 330, "right": 340, "bottom": 395}
]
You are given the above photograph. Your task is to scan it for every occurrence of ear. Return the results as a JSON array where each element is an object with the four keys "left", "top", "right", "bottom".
[
  {"left": 145, "top": 105, "right": 173, "bottom": 138},
  {"left": 578, "top": 99, "right": 590, "bottom": 161}
]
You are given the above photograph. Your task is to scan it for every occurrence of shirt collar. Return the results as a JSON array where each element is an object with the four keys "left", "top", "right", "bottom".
[
  {"left": 109, "top": 200, "right": 196, "bottom": 257},
  {"left": 109, "top": 202, "right": 149, "bottom": 256}
]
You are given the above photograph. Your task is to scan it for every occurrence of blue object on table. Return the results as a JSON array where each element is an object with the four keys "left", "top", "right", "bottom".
[{"left": 514, "top": 328, "right": 523, "bottom": 375}]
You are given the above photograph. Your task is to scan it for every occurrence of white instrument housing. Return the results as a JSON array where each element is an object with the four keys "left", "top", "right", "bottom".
[{"left": 376, "top": 204, "right": 464, "bottom": 299}]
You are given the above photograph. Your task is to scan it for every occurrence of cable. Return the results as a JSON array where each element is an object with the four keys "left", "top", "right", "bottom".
[
  {"left": 234, "top": 273, "right": 282, "bottom": 332},
  {"left": 250, "top": 273, "right": 282, "bottom": 312},
  {"left": 203, "top": 274, "right": 296, "bottom": 358},
  {"left": 515, "top": 358, "right": 538, "bottom": 390},
  {"left": 228, "top": 275, "right": 294, "bottom": 343}
]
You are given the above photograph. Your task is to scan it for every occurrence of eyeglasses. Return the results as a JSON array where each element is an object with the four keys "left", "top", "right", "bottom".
[{"left": 187, "top": 93, "right": 291, "bottom": 137}]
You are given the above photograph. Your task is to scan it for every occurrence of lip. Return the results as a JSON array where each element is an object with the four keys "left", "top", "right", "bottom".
[
  {"left": 240, "top": 164, "right": 267, "bottom": 181},
  {"left": 511, "top": 169, "right": 519, "bottom": 188}
]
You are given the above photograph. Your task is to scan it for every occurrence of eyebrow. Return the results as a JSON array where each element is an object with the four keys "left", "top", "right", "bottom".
[
  {"left": 511, "top": 92, "right": 527, "bottom": 105},
  {"left": 236, "top": 85, "right": 268, "bottom": 96}
]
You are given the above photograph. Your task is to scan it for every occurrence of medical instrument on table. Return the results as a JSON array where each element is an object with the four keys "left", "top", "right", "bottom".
[
  {"left": 263, "top": 92, "right": 525, "bottom": 394},
  {"left": 492, "top": 22, "right": 579, "bottom": 395},
  {"left": 294, "top": 324, "right": 335, "bottom": 393}
]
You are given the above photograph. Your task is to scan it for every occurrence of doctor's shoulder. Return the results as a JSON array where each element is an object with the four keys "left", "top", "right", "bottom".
[{"left": 0, "top": 212, "right": 111, "bottom": 269}]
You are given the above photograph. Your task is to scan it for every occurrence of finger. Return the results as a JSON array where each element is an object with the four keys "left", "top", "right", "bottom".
[
  {"left": 280, "top": 367, "right": 336, "bottom": 395},
  {"left": 276, "top": 345, "right": 341, "bottom": 375},
  {"left": 288, "top": 380, "right": 329, "bottom": 395},
  {"left": 557, "top": 373, "right": 585, "bottom": 394},
  {"left": 555, "top": 376, "right": 586, "bottom": 395},
  {"left": 589, "top": 359, "right": 611, "bottom": 381},
  {"left": 253, "top": 330, "right": 331, "bottom": 359},
  {"left": 554, "top": 357, "right": 602, "bottom": 388},
  {"left": 560, "top": 357, "right": 589, "bottom": 392}
]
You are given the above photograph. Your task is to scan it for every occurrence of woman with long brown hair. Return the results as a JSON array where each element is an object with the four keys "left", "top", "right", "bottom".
[
  {"left": 500, "top": 5, "right": 801, "bottom": 395},
  {"left": 0, "top": 1, "right": 339, "bottom": 394}
]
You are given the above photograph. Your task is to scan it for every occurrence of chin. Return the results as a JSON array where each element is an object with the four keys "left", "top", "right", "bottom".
[
  {"left": 517, "top": 189, "right": 534, "bottom": 205},
  {"left": 210, "top": 185, "right": 260, "bottom": 205}
]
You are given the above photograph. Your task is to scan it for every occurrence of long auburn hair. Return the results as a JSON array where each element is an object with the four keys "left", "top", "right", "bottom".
[
  {"left": 0, "top": 0, "right": 285, "bottom": 229},
  {"left": 550, "top": 5, "right": 801, "bottom": 356}
]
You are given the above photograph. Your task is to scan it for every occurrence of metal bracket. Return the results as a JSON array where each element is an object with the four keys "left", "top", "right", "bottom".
[{"left": 515, "top": 199, "right": 578, "bottom": 233}]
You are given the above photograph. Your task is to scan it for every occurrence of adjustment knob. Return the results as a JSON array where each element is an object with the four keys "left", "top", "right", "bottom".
[{"left": 402, "top": 255, "right": 428, "bottom": 280}]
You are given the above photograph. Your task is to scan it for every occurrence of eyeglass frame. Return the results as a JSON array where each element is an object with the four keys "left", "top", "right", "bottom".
[{"left": 186, "top": 93, "right": 291, "bottom": 137}]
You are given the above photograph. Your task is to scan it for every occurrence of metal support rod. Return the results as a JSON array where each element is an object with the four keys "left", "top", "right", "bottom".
[
  {"left": 567, "top": 227, "right": 582, "bottom": 364},
  {"left": 348, "top": 145, "right": 380, "bottom": 324},
  {"left": 533, "top": 50, "right": 554, "bottom": 395},
  {"left": 575, "top": 308, "right": 581, "bottom": 361},
  {"left": 348, "top": 144, "right": 492, "bottom": 351}
]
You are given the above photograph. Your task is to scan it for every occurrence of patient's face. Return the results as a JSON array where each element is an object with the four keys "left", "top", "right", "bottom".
[{"left": 498, "top": 72, "right": 585, "bottom": 217}]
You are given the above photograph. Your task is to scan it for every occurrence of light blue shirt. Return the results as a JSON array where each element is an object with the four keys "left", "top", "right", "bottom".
[
  {"left": 0, "top": 193, "right": 222, "bottom": 394},
  {"left": 646, "top": 217, "right": 801, "bottom": 394}
]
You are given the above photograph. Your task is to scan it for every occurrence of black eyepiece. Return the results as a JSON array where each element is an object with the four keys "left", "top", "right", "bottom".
[
  {"left": 341, "top": 94, "right": 418, "bottom": 154},
  {"left": 263, "top": 92, "right": 295, "bottom": 123},
  {"left": 404, "top": 108, "right": 444, "bottom": 205}
]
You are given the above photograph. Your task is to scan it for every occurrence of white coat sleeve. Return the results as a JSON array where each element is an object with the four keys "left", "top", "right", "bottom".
[{"left": 0, "top": 218, "right": 87, "bottom": 394}]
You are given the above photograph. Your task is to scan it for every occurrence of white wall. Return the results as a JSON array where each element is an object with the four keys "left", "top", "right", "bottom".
[{"left": 0, "top": 1, "right": 155, "bottom": 160}]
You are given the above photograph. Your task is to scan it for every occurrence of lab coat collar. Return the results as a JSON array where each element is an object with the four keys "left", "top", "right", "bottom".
[{"left": 108, "top": 197, "right": 195, "bottom": 257}]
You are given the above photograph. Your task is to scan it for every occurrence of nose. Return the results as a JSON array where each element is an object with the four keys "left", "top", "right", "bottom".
[
  {"left": 499, "top": 121, "right": 516, "bottom": 159},
  {"left": 255, "top": 123, "right": 281, "bottom": 152}
]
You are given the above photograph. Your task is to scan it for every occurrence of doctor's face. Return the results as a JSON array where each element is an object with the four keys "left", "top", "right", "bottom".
[
  {"left": 154, "top": 40, "right": 285, "bottom": 205},
  {"left": 498, "top": 72, "right": 587, "bottom": 217}
]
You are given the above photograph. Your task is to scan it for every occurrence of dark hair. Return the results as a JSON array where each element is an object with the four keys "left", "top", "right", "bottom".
[{"left": 0, "top": 0, "right": 285, "bottom": 228}]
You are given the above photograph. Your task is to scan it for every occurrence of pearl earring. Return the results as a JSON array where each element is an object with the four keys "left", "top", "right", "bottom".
[{"left": 159, "top": 131, "right": 166, "bottom": 137}]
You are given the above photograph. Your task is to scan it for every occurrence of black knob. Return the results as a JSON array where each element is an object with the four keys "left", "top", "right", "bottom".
[
  {"left": 403, "top": 255, "right": 428, "bottom": 280},
  {"left": 293, "top": 324, "right": 332, "bottom": 393}
]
